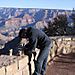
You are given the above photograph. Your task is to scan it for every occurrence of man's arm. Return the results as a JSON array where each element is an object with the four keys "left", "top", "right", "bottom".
[
  {"left": 22, "top": 38, "right": 37, "bottom": 56},
  {"left": 24, "top": 37, "right": 37, "bottom": 51}
]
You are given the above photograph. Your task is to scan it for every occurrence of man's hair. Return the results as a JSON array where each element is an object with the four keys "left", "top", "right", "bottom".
[{"left": 19, "top": 28, "right": 27, "bottom": 38}]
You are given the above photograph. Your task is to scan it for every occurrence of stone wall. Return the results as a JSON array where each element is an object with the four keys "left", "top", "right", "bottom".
[
  {"left": 0, "top": 36, "right": 75, "bottom": 75},
  {"left": 0, "top": 48, "right": 39, "bottom": 75},
  {"left": 50, "top": 36, "right": 75, "bottom": 58},
  {"left": 0, "top": 55, "right": 33, "bottom": 75}
]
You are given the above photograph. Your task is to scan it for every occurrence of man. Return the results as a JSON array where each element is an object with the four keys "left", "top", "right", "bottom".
[{"left": 19, "top": 27, "right": 52, "bottom": 75}]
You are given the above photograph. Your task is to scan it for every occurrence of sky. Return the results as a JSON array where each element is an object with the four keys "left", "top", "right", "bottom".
[{"left": 0, "top": 0, "right": 75, "bottom": 10}]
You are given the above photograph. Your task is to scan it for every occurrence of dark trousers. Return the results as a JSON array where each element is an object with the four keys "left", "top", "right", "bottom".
[{"left": 33, "top": 44, "right": 51, "bottom": 75}]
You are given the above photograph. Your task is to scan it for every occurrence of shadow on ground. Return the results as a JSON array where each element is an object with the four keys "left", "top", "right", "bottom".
[{"left": 46, "top": 53, "right": 75, "bottom": 75}]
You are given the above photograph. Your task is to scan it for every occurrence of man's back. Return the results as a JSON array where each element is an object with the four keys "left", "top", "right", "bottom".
[{"left": 26, "top": 27, "right": 51, "bottom": 49}]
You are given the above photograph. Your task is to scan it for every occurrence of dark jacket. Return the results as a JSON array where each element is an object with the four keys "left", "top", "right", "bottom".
[{"left": 25, "top": 27, "right": 51, "bottom": 51}]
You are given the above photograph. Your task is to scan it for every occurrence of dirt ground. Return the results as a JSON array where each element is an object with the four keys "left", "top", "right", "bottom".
[{"left": 46, "top": 53, "right": 75, "bottom": 75}]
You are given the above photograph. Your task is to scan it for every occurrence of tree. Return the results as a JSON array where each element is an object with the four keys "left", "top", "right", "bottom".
[
  {"left": 44, "top": 14, "right": 68, "bottom": 36},
  {"left": 66, "top": 9, "right": 75, "bottom": 35},
  {"left": 71, "top": 10, "right": 75, "bottom": 28}
]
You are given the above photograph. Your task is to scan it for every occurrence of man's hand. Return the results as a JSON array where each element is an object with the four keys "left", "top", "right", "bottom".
[
  {"left": 0, "top": 49, "right": 2, "bottom": 55},
  {"left": 24, "top": 50, "right": 32, "bottom": 56},
  {"left": 22, "top": 47, "right": 32, "bottom": 56}
]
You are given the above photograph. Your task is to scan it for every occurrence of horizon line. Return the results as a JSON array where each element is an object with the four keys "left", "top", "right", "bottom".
[{"left": 0, "top": 6, "right": 73, "bottom": 11}]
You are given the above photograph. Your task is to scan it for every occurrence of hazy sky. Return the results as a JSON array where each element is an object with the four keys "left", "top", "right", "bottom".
[{"left": 0, "top": 0, "right": 75, "bottom": 10}]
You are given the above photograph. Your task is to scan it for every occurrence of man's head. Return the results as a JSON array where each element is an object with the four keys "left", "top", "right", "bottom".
[{"left": 19, "top": 28, "right": 28, "bottom": 38}]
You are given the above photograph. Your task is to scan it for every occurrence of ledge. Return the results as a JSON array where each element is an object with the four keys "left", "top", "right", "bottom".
[{"left": 0, "top": 36, "right": 75, "bottom": 75}]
